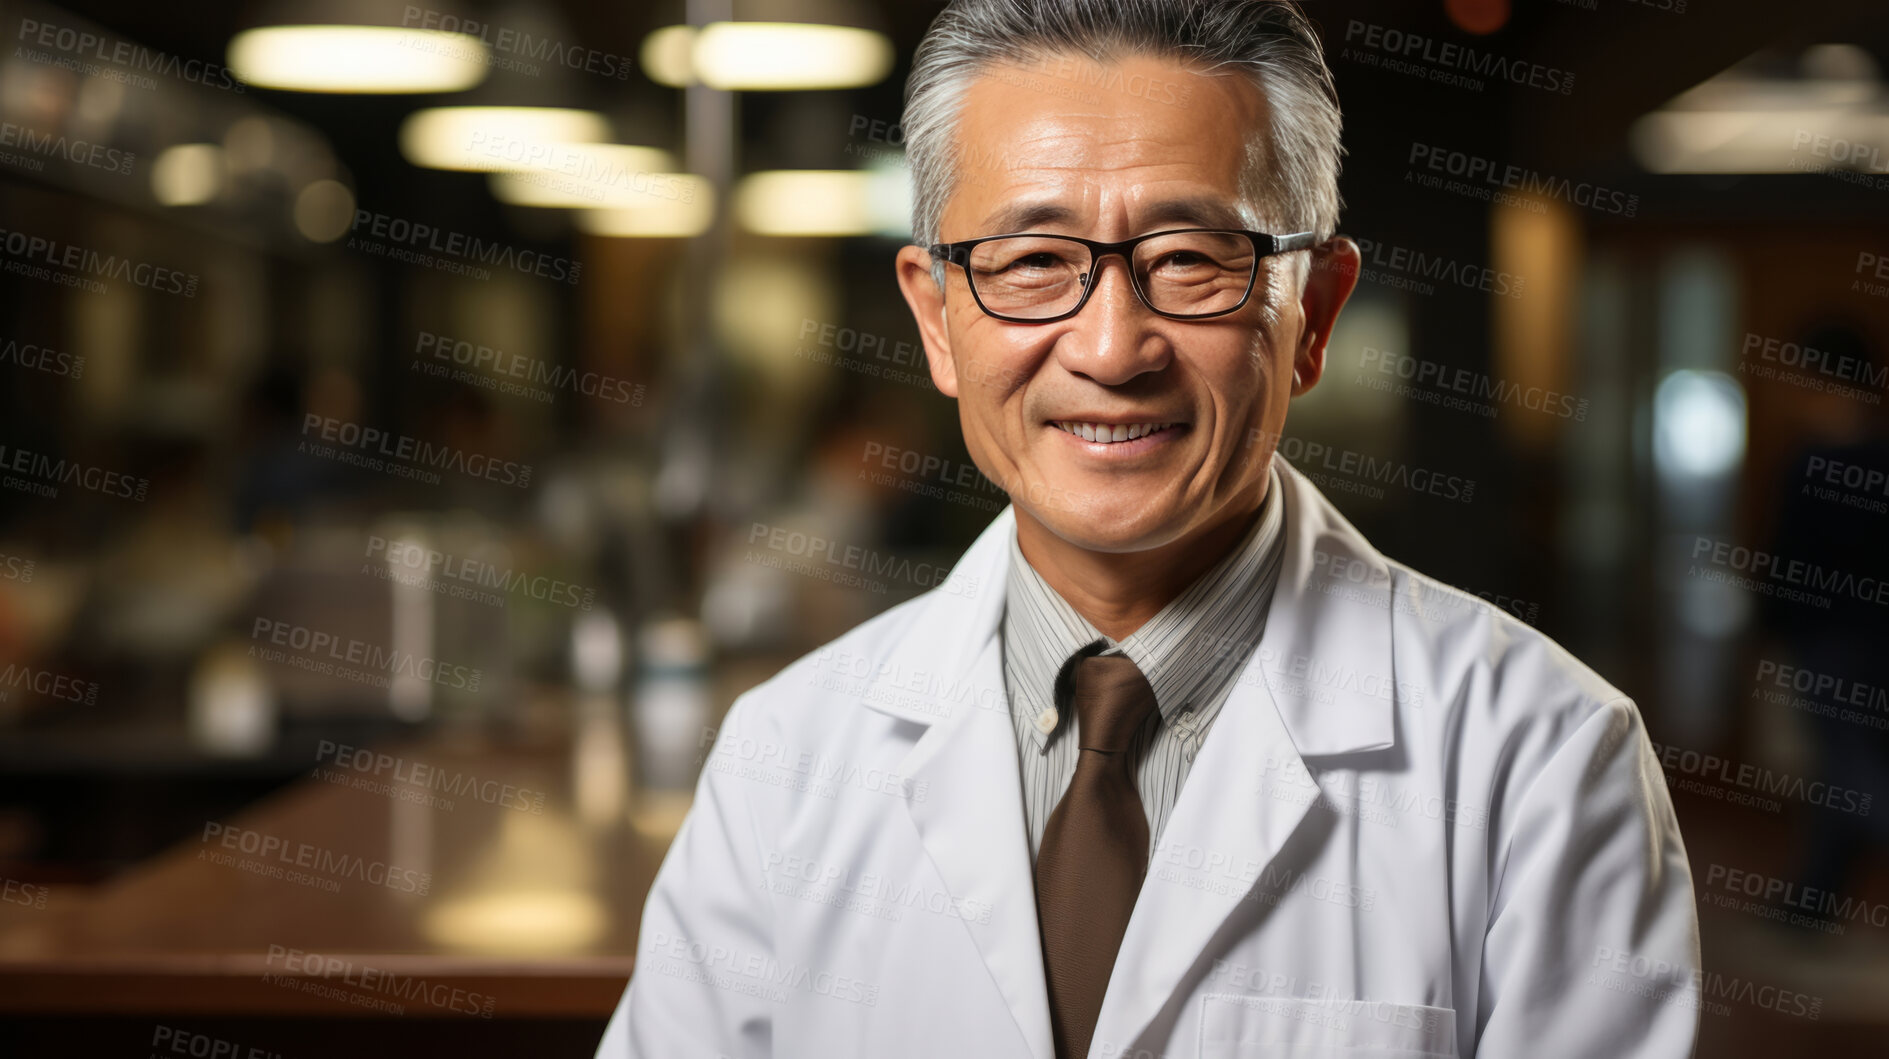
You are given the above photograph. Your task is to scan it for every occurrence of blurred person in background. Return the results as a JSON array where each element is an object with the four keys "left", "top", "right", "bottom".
[{"left": 599, "top": 2, "right": 1698, "bottom": 1057}]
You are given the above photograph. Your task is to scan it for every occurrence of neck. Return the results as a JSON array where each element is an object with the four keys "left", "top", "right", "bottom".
[{"left": 1014, "top": 481, "right": 1267, "bottom": 642}]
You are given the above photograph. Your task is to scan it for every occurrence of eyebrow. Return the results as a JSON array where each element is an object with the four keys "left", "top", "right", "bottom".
[{"left": 974, "top": 195, "right": 1249, "bottom": 238}]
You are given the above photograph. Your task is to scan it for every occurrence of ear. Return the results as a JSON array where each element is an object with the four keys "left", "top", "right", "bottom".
[
  {"left": 1291, "top": 235, "right": 1361, "bottom": 396},
  {"left": 895, "top": 244, "right": 960, "bottom": 397}
]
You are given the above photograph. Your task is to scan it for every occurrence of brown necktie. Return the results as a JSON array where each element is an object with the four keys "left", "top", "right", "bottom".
[{"left": 1035, "top": 652, "right": 1158, "bottom": 1059}]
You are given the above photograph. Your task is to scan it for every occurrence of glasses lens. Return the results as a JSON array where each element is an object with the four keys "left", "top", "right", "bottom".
[
  {"left": 965, "top": 236, "right": 1090, "bottom": 320},
  {"left": 1133, "top": 231, "right": 1256, "bottom": 316}
]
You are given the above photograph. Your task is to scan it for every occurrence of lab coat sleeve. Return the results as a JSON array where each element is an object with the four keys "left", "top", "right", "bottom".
[
  {"left": 596, "top": 693, "right": 775, "bottom": 1058},
  {"left": 1474, "top": 697, "right": 1701, "bottom": 1059}
]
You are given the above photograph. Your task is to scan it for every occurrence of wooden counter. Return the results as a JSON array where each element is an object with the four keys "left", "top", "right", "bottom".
[{"left": 0, "top": 724, "right": 685, "bottom": 1023}]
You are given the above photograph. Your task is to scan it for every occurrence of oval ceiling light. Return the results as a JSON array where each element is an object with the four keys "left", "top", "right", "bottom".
[
  {"left": 644, "top": 22, "right": 893, "bottom": 91},
  {"left": 228, "top": 25, "right": 490, "bottom": 93},
  {"left": 736, "top": 169, "right": 908, "bottom": 236},
  {"left": 294, "top": 178, "right": 357, "bottom": 242},
  {"left": 489, "top": 156, "right": 698, "bottom": 210},
  {"left": 576, "top": 192, "right": 717, "bottom": 239},
  {"left": 151, "top": 144, "right": 226, "bottom": 206},
  {"left": 641, "top": 25, "right": 697, "bottom": 88},
  {"left": 399, "top": 106, "right": 613, "bottom": 172}
]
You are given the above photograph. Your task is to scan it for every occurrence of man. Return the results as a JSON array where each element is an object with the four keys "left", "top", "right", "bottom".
[{"left": 598, "top": 2, "right": 1700, "bottom": 1056}]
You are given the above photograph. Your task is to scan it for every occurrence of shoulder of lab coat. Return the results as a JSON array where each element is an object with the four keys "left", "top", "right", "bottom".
[
  {"left": 1388, "top": 557, "right": 1701, "bottom": 1056},
  {"left": 594, "top": 509, "right": 1012, "bottom": 1059},
  {"left": 1238, "top": 460, "right": 1697, "bottom": 1055}
]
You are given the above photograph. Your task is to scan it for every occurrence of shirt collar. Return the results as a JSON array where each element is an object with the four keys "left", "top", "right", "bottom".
[{"left": 1002, "top": 464, "right": 1286, "bottom": 750}]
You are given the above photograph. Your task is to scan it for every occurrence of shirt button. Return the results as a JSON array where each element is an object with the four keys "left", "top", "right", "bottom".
[{"left": 1035, "top": 707, "right": 1059, "bottom": 735}]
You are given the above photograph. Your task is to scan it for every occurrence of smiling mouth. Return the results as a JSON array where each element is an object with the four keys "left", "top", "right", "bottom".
[{"left": 1052, "top": 421, "right": 1179, "bottom": 444}]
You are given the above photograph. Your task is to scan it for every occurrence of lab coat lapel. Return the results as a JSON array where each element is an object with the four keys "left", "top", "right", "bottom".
[
  {"left": 1093, "top": 458, "right": 1400, "bottom": 1055},
  {"left": 862, "top": 508, "right": 1055, "bottom": 1059}
]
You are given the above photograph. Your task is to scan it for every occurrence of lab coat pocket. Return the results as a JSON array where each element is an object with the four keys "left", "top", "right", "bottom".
[{"left": 1197, "top": 993, "right": 1457, "bottom": 1058}]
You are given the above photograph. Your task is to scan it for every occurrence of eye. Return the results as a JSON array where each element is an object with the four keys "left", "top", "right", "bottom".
[
  {"left": 1007, "top": 252, "right": 1064, "bottom": 271},
  {"left": 1155, "top": 250, "right": 1210, "bottom": 269}
]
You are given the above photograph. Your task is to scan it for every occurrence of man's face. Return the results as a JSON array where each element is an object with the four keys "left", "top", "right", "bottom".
[{"left": 896, "top": 51, "right": 1357, "bottom": 556}]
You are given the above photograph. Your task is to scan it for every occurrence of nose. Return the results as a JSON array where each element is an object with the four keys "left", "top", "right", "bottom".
[{"left": 1052, "top": 254, "right": 1170, "bottom": 387}]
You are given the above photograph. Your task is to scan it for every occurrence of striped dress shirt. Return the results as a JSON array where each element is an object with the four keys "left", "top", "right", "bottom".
[{"left": 1001, "top": 465, "right": 1288, "bottom": 861}]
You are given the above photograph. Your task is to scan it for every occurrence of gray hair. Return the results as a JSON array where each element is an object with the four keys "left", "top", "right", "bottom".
[{"left": 902, "top": 0, "right": 1344, "bottom": 290}]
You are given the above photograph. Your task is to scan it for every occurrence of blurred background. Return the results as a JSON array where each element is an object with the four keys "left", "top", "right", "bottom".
[{"left": 0, "top": 0, "right": 1885, "bottom": 1054}]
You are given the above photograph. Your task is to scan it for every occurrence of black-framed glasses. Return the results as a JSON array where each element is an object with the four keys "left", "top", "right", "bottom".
[{"left": 927, "top": 228, "right": 1318, "bottom": 323}]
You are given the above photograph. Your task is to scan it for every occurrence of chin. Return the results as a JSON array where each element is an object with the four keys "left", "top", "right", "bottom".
[{"left": 1023, "top": 496, "right": 1187, "bottom": 555}]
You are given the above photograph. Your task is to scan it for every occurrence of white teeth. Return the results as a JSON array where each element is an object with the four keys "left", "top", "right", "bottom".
[{"left": 1055, "top": 421, "right": 1175, "bottom": 444}]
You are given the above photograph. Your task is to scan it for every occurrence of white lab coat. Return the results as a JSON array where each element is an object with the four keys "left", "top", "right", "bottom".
[{"left": 598, "top": 456, "right": 1701, "bottom": 1058}]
